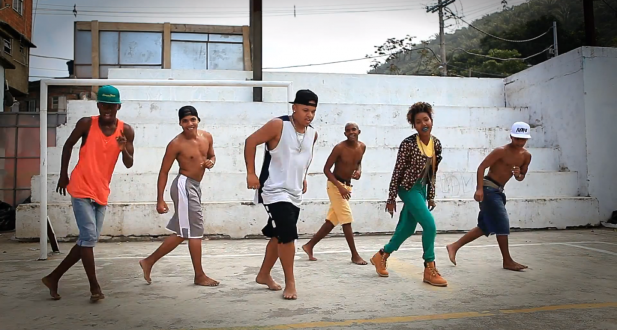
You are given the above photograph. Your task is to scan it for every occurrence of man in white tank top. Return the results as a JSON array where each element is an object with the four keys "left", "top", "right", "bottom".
[{"left": 244, "top": 89, "right": 319, "bottom": 300}]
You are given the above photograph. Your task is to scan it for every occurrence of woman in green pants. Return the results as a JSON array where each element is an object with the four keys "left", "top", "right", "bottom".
[{"left": 370, "top": 102, "right": 447, "bottom": 287}]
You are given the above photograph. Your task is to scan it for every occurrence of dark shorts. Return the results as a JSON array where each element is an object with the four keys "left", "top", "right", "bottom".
[
  {"left": 262, "top": 202, "right": 300, "bottom": 244},
  {"left": 477, "top": 186, "right": 510, "bottom": 236}
]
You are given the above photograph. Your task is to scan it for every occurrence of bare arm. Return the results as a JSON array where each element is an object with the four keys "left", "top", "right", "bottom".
[
  {"left": 476, "top": 147, "right": 506, "bottom": 190},
  {"left": 157, "top": 140, "right": 179, "bottom": 202},
  {"left": 120, "top": 123, "right": 135, "bottom": 168},
  {"left": 244, "top": 119, "right": 282, "bottom": 175},
  {"left": 60, "top": 117, "right": 91, "bottom": 178},
  {"left": 305, "top": 131, "right": 318, "bottom": 181},
  {"left": 323, "top": 144, "right": 344, "bottom": 189},
  {"left": 207, "top": 132, "right": 216, "bottom": 165},
  {"left": 516, "top": 152, "right": 532, "bottom": 181}
]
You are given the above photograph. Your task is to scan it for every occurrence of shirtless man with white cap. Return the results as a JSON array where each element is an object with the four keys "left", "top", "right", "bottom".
[{"left": 446, "top": 122, "right": 532, "bottom": 271}]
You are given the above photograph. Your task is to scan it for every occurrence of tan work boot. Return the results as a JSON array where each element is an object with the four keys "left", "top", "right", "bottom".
[
  {"left": 370, "top": 249, "right": 389, "bottom": 277},
  {"left": 423, "top": 261, "right": 447, "bottom": 287}
]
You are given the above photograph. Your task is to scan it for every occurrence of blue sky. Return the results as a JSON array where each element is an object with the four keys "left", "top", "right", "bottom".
[{"left": 28, "top": 0, "right": 513, "bottom": 80}]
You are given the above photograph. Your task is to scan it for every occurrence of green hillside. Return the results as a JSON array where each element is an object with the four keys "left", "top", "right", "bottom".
[{"left": 367, "top": 0, "right": 617, "bottom": 77}]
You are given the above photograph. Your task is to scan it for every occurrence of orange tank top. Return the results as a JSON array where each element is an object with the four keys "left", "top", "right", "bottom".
[{"left": 67, "top": 116, "right": 124, "bottom": 206}]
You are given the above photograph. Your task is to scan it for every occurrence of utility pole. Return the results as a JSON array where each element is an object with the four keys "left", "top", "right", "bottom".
[
  {"left": 552, "top": 21, "right": 558, "bottom": 57},
  {"left": 583, "top": 0, "right": 596, "bottom": 46},
  {"left": 427, "top": 0, "right": 455, "bottom": 76},
  {"left": 250, "top": 0, "right": 263, "bottom": 102}
]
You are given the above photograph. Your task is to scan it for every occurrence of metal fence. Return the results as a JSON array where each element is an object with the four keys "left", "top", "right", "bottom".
[{"left": 0, "top": 112, "right": 66, "bottom": 208}]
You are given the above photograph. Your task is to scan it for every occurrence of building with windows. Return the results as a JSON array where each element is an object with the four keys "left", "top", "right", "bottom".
[
  {"left": 72, "top": 21, "right": 252, "bottom": 80},
  {"left": 0, "top": 0, "right": 36, "bottom": 111}
]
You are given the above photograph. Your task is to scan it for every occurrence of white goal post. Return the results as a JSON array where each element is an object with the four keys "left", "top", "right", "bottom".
[{"left": 38, "top": 78, "right": 294, "bottom": 260}]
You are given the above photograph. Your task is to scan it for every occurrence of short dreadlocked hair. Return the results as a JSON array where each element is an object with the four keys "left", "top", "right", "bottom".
[{"left": 406, "top": 102, "right": 434, "bottom": 125}]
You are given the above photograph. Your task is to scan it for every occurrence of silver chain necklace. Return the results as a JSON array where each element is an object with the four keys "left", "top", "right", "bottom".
[{"left": 290, "top": 116, "right": 306, "bottom": 152}]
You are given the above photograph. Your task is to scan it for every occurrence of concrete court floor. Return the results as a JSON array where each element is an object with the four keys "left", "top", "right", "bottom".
[{"left": 0, "top": 228, "right": 616, "bottom": 330}]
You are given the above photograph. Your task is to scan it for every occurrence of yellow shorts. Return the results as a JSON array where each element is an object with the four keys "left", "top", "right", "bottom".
[{"left": 326, "top": 180, "right": 354, "bottom": 226}]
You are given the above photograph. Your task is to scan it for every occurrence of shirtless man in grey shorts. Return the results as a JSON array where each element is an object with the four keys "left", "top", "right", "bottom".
[{"left": 139, "top": 106, "right": 219, "bottom": 286}]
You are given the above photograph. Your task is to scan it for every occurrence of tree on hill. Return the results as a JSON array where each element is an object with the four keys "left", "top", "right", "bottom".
[{"left": 367, "top": 0, "right": 617, "bottom": 77}]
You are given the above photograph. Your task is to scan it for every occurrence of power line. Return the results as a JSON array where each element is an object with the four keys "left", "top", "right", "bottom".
[
  {"left": 444, "top": 7, "right": 553, "bottom": 43},
  {"left": 264, "top": 55, "right": 387, "bottom": 70},
  {"left": 30, "top": 54, "right": 72, "bottom": 61},
  {"left": 449, "top": 45, "right": 553, "bottom": 62}
]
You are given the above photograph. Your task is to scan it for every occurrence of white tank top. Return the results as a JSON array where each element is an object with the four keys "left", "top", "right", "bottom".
[{"left": 255, "top": 115, "right": 317, "bottom": 207}]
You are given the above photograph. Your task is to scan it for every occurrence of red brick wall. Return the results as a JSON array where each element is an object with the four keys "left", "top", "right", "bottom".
[{"left": 0, "top": 0, "right": 33, "bottom": 39}]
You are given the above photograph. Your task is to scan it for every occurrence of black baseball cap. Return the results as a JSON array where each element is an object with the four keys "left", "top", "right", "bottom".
[
  {"left": 290, "top": 89, "right": 318, "bottom": 107},
  {"left": 178, "top": 105, "right": 200, "bottom": 121}
]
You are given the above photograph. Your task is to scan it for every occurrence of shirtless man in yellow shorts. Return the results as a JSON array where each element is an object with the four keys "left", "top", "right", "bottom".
[{"left": 302, "top": 123, "right": 367, "bottom": 265}]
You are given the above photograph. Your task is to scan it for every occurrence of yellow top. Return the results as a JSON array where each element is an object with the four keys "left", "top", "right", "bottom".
[{"left": 416, "top": 134, "right": 434, "bottom": 157}]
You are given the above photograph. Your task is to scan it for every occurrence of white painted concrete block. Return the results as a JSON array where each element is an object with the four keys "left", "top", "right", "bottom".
[
  {"left": 65, "top": 100, "right": 530, "bottom": 129},
  {"left": 106, "top": 69, "right": 506, "bottom": 107},
  {"left": 15, "top": 197, "right": 600, "bottom": 239},
  {"left": 55, "top": 124, "right": 546, "bottom": 149},
  {"left": 32, "top": 171, "right": 580, "bottom": 204},
  {"left": 46, "top": 146, "right": 560, "bottom": 175}
]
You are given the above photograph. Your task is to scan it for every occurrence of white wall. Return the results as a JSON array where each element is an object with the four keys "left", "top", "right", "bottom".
[
  {"left": 108, "top": 68, "right": 506, "bottom": 107},
  {"left": 505, "top": 48, "right": 588, "bottom": 196},
  {"left": 506, "top": 46, "right": 617, "bottom": 221},
  {"left": 582, "top": 47, "right": 617, "bottom": 221}
]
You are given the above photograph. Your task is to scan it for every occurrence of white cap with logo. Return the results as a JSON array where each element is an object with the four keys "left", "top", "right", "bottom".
[{"left": 510, "top": 122, "right": 531, "bottom": 139}]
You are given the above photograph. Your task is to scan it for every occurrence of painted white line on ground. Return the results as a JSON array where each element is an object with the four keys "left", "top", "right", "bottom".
[
  {"left": 559, "top": 243, "right": 617, "bottom": 256},
  {"left": 0, "top": 241, "right": 612, "bottom": 263}
]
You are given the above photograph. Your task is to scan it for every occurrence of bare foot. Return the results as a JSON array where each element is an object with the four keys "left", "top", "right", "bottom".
[
  {"left": 195, "top": 274, "right": 220, "bottom": 286},
  {"left": 256, "top": 274, "right": 282, "bottom": 291},
  {"left": 283, "top": 282, "right": 297, "bottom": 300},
  {"left": 446, "top": 244, "right": 457, "bottom": 266},
  {"left": 302, "top": 244, "right": 317, "bottom": 261},
  {"left": 351, "top": 255, "right": 367, "bottom": 265},
  {"left": 139, "top": 259, "right": 152, "bottom": 284},
  {"left": 41, "top": 276, "right": 61, "bottom": 300},
  {"left": 503, "top": 260, "right": 528, "bottom": 271}
]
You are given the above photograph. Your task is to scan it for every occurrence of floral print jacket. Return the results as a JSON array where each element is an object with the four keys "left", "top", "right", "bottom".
[{"left": 386, "top": 133, "right": 443, "bottom": 204}]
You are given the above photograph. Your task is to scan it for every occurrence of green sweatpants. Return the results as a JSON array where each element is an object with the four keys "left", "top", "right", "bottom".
[{"left": 383, "top": 181, "right": 436, "bottom": 262}]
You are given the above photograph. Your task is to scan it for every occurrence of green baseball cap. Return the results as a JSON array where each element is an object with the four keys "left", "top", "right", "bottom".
[{"left": 97, "top": 85, "right": 121, "bottom": 104}]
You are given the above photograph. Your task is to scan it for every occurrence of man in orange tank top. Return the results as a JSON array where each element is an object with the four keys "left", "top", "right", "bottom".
[{"left": 42, "top": 85, "right": 135, "bottom": 302}]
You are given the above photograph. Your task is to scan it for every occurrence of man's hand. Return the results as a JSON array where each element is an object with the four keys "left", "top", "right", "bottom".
[
  {"left": 338, "top": 185, "right": 351, "bottom": 200},
  {"left": 352, "top": 170, "right": 361, "bottom": 180},
  {"left": 385, "top": 202, "right": 396, "bottom": 218},
  {"left": 116, "top": 130, "right": 127, "bottom": 151},
  {"left": 156, "top": 200, "right": 169, "bottom": 214},
  {"left": 428, "top": 199, "right": 436, "bottom": 211},
  {"left": 303, "top": 179, "right": 307, "bottom": 194},
  {"left": 56, "top": 174, "right": 69, "bottom": 196},
  {"left": 247, "top": 173, "right": 260, "bottom": 190},
  {"left": 474, "top": 188, "right": 484, "bottom": 202},
  {"left": 202, "top": 159, "right": 215, "bottom": 169},
  {"left": 512, "top": 166, "right": 521, "bottom": 178}
]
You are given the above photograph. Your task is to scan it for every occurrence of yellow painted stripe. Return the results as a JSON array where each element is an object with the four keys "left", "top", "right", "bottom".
[
  {"left": 189, "top": 302, "right": 617, "bottom": 330},
  {"left": 500, "top": 302, "right": 617, "bottom": 314}
]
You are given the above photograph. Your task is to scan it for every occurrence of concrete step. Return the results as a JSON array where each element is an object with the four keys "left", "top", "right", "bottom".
[
  {"left": 15, "top": 197, "right": 600, "bottom": 239},
  {"left": 106, "top": 69, "right": 506, "bottom": 107},
  {"left": 46, "top": 146, "right": 561, "bottom": 175},
  {"left": 55, "top": 124, "right": 547, "bottom": 149},
  {"left": 31, "top": 171, "right": 579, "bottom": 204},
  {"left": 64, "top": 100, "right": 529, "bottom": 129}
]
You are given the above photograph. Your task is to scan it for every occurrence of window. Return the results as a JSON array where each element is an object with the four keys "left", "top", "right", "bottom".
[
  {"left": 51, "top": 97, "right": 58, "bottom": 110},
  {"left": 4, "top": 39, "right": 12, "bottom": 55},
  {"left": 27, "top": 100, "right": 36, "bottom": 112},
  {"left": 12, "top": 0, "right": 23, "bottom": 16}
]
